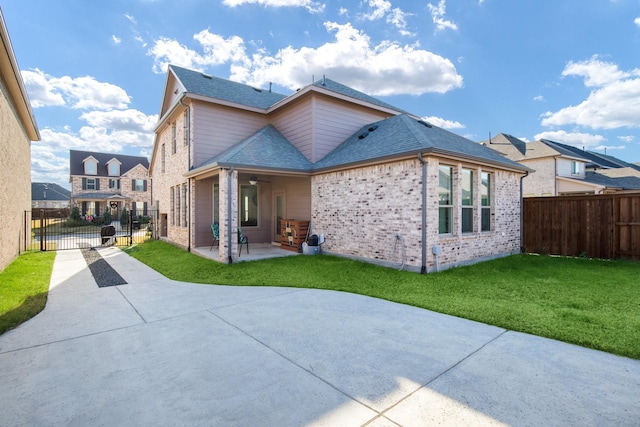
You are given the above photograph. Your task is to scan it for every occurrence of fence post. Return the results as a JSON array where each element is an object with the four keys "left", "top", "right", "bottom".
[
  {"left": 39, "top": 209, "right": 45, "bottom": 251},
  {"left": 129, "top": 209, "right": 133, "bottom": 246}
]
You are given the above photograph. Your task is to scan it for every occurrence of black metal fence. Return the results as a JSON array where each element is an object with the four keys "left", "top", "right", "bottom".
[{"left": 25, "top": 208, "right": 158, "bottom": 251}]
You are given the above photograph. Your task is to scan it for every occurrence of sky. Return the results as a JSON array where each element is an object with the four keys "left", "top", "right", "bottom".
[{"left": 2, "top": 0, "right": 640, "bottom": 190}]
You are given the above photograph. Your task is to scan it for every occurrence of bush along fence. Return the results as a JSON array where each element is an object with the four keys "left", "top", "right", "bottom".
[
  {"left": 25, "top": 207, "right": 157, "bottom": 251},
  {"left": 523, "top": 192, "right": 640, "bottom": 260}
]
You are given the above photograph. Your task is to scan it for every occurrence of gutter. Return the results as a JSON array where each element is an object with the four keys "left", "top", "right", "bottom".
[{"left": 417, "top": 153, "right": 427, "bottom": 274}]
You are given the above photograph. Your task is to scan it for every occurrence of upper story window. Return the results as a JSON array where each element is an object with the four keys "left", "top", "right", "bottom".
[
  {"left": 107, "top": 159, "right": 121, "bottom": 176},
  {"left": 183, "top": 110, "right": 189, "bottom": 146},
  {"left": 161, "top": 144, "right": 166, "bottom": 173},
  {"left": 83, "top": 156, "right": 98, "bottom": 175},
  {"left": 438, "top": 165, "right": 453, "bottom": 234},
  {"left": 171, "top": 122, "right": 177, "bottom": 154},
  {"left": 571, "top": 161, "right": 580, "bottom": 176},
  {"left": 132, "top": 179, "right": 147, "bottom": 192},
  {"left": 109, "top": 179, "right": 120, "bottom": 189}
]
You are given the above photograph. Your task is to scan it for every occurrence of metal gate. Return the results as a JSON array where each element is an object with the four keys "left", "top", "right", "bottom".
[{"left": 27, "top": 209, "right": 157, "bottom": 251}]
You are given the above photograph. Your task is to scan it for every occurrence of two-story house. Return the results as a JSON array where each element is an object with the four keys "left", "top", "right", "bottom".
[
  {"left": 150, "top": 65, "right": 529, "bottom": 273},
  {"left": 484, "top": 134, "right": 640, "bottom": 196},
  {"left": 0, "top": 9, "right": 40, "bottom": 271},
  {"left": 69, "top": 150, "right": 151, "bottom": 219}
]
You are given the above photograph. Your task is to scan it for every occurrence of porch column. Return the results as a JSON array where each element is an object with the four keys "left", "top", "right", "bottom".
[{"left": 218, "top": 168, "right": 238, "bottom": 264}]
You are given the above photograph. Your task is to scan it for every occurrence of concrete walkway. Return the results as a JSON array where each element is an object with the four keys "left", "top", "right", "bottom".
[{"left": 0, "top": 248, "right": 638, "bottom": 426}]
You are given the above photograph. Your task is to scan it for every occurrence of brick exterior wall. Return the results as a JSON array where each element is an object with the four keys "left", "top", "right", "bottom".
[
  {"left": 152, "top": 108, "right": 191, "bottom": 249},
  {"left": 0, "top": 77, "right": 32, "bottom": 271},
  {"left": 521, "top": 158, "right": 556, "bottom": 197},
  {"left": 312, "top": 157, "right": 523, "bottom": 272}
]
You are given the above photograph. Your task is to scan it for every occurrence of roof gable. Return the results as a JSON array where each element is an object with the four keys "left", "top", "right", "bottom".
[
  {"left": 315, "top": 115, "right": 527, "bottom": 171},
  {"left": 309, "top": 77, "right": 408, "bottom": 114},
  {"left": 201, "top": 125, "right": 312, "bottom": 172}
]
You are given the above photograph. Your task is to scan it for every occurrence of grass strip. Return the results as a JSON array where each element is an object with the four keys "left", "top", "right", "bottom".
[
  {"left": 125, "top": 240, "right": 640, "bottom": 359},
  {"left": 0, "top": 251, "right": 56, "bottom": 335}
]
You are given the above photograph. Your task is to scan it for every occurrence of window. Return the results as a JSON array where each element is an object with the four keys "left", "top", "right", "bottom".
[
  {"left": 86, "top": 178, "right": 96, "bottom": 190},
  {"left": 84, "top": 158, "right": 97, "bottom": 175},
  {"left": 481, "top": 172, "right": 492, "bottom": 232},
  {"left": 132, "top": 179, "right": 146, "bottom": 192},
  {"left": 183, "top": 110, "right": 189, "bottom": 146},
  {"left": 107, "top": 160, "right": 120, "bottom": 176},
  {"left": 171, "top": 122, "right": 177, "bottom": 154},
  {"left": 161, "top": 144, "right": 166, "bottom": 173},
  {"left": 182, "top": 184, "right": 188, "bottom": 227},
  {"left": 109, "top": 179, "right": 120, "bottom": 189},
  {"left": 170, "top": 187, "right": 175, "bottom": 226},
  {"left": 461, "top": 169, "right": 474, "bottom": 233},
  {"left": 438, "top": 166, "right": 453, "bottom": 234},
  {"left": 240, "top": 184, "right": 258, "bottom": 227},
  {"left": 571, "top": 161, "right": 580, "bottom": 175}
]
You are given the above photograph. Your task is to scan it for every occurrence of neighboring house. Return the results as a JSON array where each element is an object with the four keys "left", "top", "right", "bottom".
[
  {"left": 150, "top": 65, "right": 528, "bottom": 272},
  {"left": 483, "top": 134, "right": 640, "bottom": 196},
  {"left": 0, "top": 9, "right": 40, "bottom": 271},
  {"left": 69, "top": 150, "right": 151, "bottom": 218},
  {"left": 32, "top": 182, "right": 71, "bottom": 209}
]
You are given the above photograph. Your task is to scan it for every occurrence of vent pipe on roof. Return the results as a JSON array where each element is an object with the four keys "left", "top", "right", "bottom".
[
  {"left": 269, "top": 82, "right": 272, "bottom": 93},
  {"left": 323, "top": 75, "right": 326, "bottom": 86}
]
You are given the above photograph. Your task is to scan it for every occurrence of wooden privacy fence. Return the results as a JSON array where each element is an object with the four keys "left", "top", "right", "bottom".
[{"left": 523, "top": 193, "right": 640, "bottom": 260}]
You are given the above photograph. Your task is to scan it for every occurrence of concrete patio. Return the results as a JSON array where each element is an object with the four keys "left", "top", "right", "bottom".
[{"left": 192, "top": 242, "right": 302, "bottom": 262}]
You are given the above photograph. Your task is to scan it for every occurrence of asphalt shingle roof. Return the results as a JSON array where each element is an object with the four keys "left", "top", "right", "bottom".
[
  {"left": 170, "top": 65, "right": 288, "bottom": 110},
  {"left": 31, "top": 182, "right": 70, "bottom": 201},
  {"left": 584, "top": 171, "right": 640, "bottom": 190},
  {"left": 69, "top": 150, "right": 149, "bottom": 177},
  {"left": 314, "top": 114, "right": 527, "bottom": 171},
  {"left": 201, "top": 125, "right": 313, "bottom": 172},
  {"left": 311, "top": 77, "right": 408, "bottom": 114}
]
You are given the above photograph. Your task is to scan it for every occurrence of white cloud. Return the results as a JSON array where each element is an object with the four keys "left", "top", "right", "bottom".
[
  {"left": 428, "top": 0, "right": 458, "bottom": 32},
  {"left": 148, "top": 32, "right": 248, "bottom": 74},
  {"left": 635, "top": 17, "right": 640, "bottom": 26},
  {"left": 80, "top": 109, "right": 158, "bottom": 134},
  {"left": 359, "top": 1, "right": 414, "bottom": 36},
  {"left": 112, "top": 35, "right": 121, "bottom": 44},
  {"left": 148, "top": 23, "right": 462, "bottom": 96},
  {"left": 618, "top": 135, "right": 635, "bottom": 143},
  {"left": 541, "top": 56, "right": 640, "bottom": 130},
  {"left": 361, "top": 0, "right": 391, "bottom": 21},
  {"left": 534, "top": 130, "right": 607, "bottom": 149},
  {"left": 422, "top": 116, "right": 465, "bottom": 129},
  {"left": 533, "top": 95, "right": 545, "bottom": 102},
  {"left": 21, "top": 69, "right": 131, "bottom": 110},
  {"left": 233, "top": 22, "right": 462, "bottom": 95},
  {"left": 338, "top": 7, "right": 349, "bottom": 17},
  {"left": 124, "top": 13, "right": 137, "bottom": 25},
  {"left": 222, "top": 0, "right": 325, "bottom": 13}
]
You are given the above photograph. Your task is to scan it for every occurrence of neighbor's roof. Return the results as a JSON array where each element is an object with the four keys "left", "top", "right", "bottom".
[
  {"left": 31, "top": 182, "right": 70, "bottom": 201},
  {"left": 170, "top": 65, "right": 288, "bottom": 110},
  {"left": 481, "top": 133, "right": 528, "bottom": 160},
  {"left": 584, "top": 170, "right": 640, "bottom": 190},
  {"left": 199, "top": 125, "right": 313, "bottom": 172},
  {"left": 69, "top": 150, "right": 149, "bottom": 176},
  {"left": 314, "top": 114, "right": 528, "bottom": 172}
]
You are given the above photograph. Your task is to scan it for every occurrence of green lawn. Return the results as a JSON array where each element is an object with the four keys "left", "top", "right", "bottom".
[
  {"left": 0, "top": 251, "right": 56, "bottom": 335},
  {"left": 125, "top": 240, "right": 640, "bottom": 359}
]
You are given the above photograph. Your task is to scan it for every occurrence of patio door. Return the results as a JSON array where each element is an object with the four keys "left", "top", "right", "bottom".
[{"left": 273, "top": 192, "right": 285, "bottom": 243}]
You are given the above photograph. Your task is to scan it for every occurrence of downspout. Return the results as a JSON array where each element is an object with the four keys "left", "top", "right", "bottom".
[
  {"left": 417, "top": 154, "right": 427, "bottom": 274},
  {"left": 227, "top": 166, "right": 234, "bottom": 264},
  {"left": 520, "top": 170, "right": 529, "bottom": 253},
  {"left": 180, "top": 96, "right": 192, "bottom": 251}
]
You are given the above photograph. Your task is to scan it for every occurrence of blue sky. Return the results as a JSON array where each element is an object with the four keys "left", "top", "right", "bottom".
[{"left": 3, "top": 0, "right": 640, "bottom": 190}]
